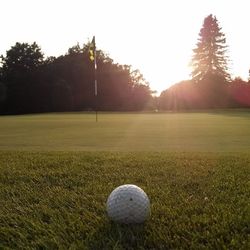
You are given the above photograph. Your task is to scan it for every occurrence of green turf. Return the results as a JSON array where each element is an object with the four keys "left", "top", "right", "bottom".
[
  {"left": 0, "top": 152, "right": 249, "bottom": 249},
  {"left": 0, "top": 110, "right": 250, "bottom": 151},
  {"left": 0, "top": 111, "right": 250, "bottom": 248}
]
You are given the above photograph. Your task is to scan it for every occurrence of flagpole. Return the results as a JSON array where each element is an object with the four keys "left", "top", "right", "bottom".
[
  {"left": 89, "top": 36, "right": 98, "bottom": 122},
  {"left": 94, "top": 37, "right": 98, "bottom": 122}
]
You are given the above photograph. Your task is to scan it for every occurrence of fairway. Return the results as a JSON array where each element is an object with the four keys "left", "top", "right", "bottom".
[
  {"left": 0, "top": 111, "right": 250, "bottom": 249},
  {"left": 1, "top": 110, "right": 250, "bottom": 151}
]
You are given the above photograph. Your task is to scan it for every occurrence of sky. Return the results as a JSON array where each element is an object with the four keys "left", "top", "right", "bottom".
[{"left": 0, "top": 0, "right": 249, "bottom": 94}]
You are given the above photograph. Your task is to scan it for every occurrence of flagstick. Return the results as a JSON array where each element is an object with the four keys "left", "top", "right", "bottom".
[
  {"left": 94, "top": 45, "right": 98, "bottom": 122},
  {"left": 95, "top": 79, "right": 98, "bottom": 122}
]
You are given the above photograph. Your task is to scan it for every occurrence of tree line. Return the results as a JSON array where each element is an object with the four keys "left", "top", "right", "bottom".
[
  {"left": 159, "top": 14, "right": 250, "bottom": 110},
  {"left": 0, "top": 14, "right": 250, "bottom": 114},
  {"left": 0, "top": 42, "right": 153, "bottom": 114}
]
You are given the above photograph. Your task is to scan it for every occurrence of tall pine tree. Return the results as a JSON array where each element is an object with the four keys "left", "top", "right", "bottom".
[{"left": 191, "top": 14, "right": 230, "bottom": 82}]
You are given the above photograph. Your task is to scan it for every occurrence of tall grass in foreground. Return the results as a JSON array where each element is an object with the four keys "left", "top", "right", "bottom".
[{"left": 0, "top": 152, "right": 249, "bottom": 249}]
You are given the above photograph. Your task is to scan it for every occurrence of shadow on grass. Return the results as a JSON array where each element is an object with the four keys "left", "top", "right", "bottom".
[{"left": 87, "top": 220, "right": 148, "bottom": 249}]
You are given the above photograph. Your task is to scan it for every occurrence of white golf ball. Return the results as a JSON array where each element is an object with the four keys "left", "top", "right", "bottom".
[{"left": 106, "top": 184, "right": 150, "bottom": 224}]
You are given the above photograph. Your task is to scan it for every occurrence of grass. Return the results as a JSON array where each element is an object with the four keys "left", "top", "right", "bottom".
[
  {"left": 0, "top": 111, "right": 250, "bottom": 249},
  {"left": 0, "top": 110, "right": 250, "bottom": 151},
  {"left": 0, "top": 151, "right": 249, "bottom": 249}
]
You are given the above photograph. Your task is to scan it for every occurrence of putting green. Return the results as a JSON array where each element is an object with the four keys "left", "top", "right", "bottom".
[{"left": 0, "top": 111, "right": 250, "bottom": 151}]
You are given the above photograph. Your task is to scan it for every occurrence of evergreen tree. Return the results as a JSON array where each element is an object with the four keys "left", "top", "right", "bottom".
[{"left": 191, "top": 14, "right": 230, "bottom": 82}]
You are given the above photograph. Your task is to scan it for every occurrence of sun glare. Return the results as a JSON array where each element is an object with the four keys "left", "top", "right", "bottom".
[
  {"left": 1, "top": 0, "right": 250, "bottom": 95},
  {"left": 142, "top": 59, "right": 192, "bottom": 94},
  {"left": 106, "top": 26, "right": 194, "bottom": 94}
]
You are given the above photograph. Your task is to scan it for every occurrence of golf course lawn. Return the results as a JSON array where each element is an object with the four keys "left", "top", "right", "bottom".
[
  {"left": 0, "top": 110, "right": 250, "bottom": 152},
  {"left": 0, "top": 111, "right": 249, "bottom": 249}
]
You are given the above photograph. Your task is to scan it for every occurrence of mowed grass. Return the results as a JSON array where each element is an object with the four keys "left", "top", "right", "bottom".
[
  {"left": 0, "top": 111, "right": 250, "bottom": 248},
  {"left": 0, "top": 152, "right": 249, "bottom": 249},
  {"left": 0, "top": 110, "right": 250, "bottom": 151}
]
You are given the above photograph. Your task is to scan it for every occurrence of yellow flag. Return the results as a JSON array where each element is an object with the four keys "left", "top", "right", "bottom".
[{"left": 89, "top": 36, "right": 95, "bottom": 61}]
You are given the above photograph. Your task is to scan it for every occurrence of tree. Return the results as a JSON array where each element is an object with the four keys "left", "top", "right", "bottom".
[
  {"left": 0, "top": 81, "right": 7, "bottom": 113},
  {"left": 1, "top": 42, "right": 44, "bottom": 113},
  {"left": 1, "top": 42, "right": 43, "bottom": 78},
  {"left": 0, "top": 41, "right": 153, "bottom": 114},
  {"left": 228, "top": 77, "right": 250, "bottom": 107},
  {"left": 191, "top": 14, "right": 230, "bottom": 82},
  {"left": 40, "top": 43, "right": 152, "bottom": 112}
]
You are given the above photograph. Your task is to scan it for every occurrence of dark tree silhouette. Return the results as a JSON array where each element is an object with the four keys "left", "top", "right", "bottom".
[
  {"left": 1, "top": 42, "right": 44, "bottom": 113},
  {"left": 191, "top": 14, "right": 230, "bottom": 82},
  {"left": 229, "top": 77, "right": 250, "bottom": 107},
  {"left": 0, "top": 82, "right": 7, "bottom": 112},
  {"left": 1, "top": 42, "right": 44, "bottom": 76},
  {"left": 0, "top": 41, "right": 153, "bottom": 114}
]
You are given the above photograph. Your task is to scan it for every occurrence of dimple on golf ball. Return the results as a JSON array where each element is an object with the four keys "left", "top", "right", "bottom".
[{"left": 106, "top": 184, "right": 150, "bottom": 224}]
